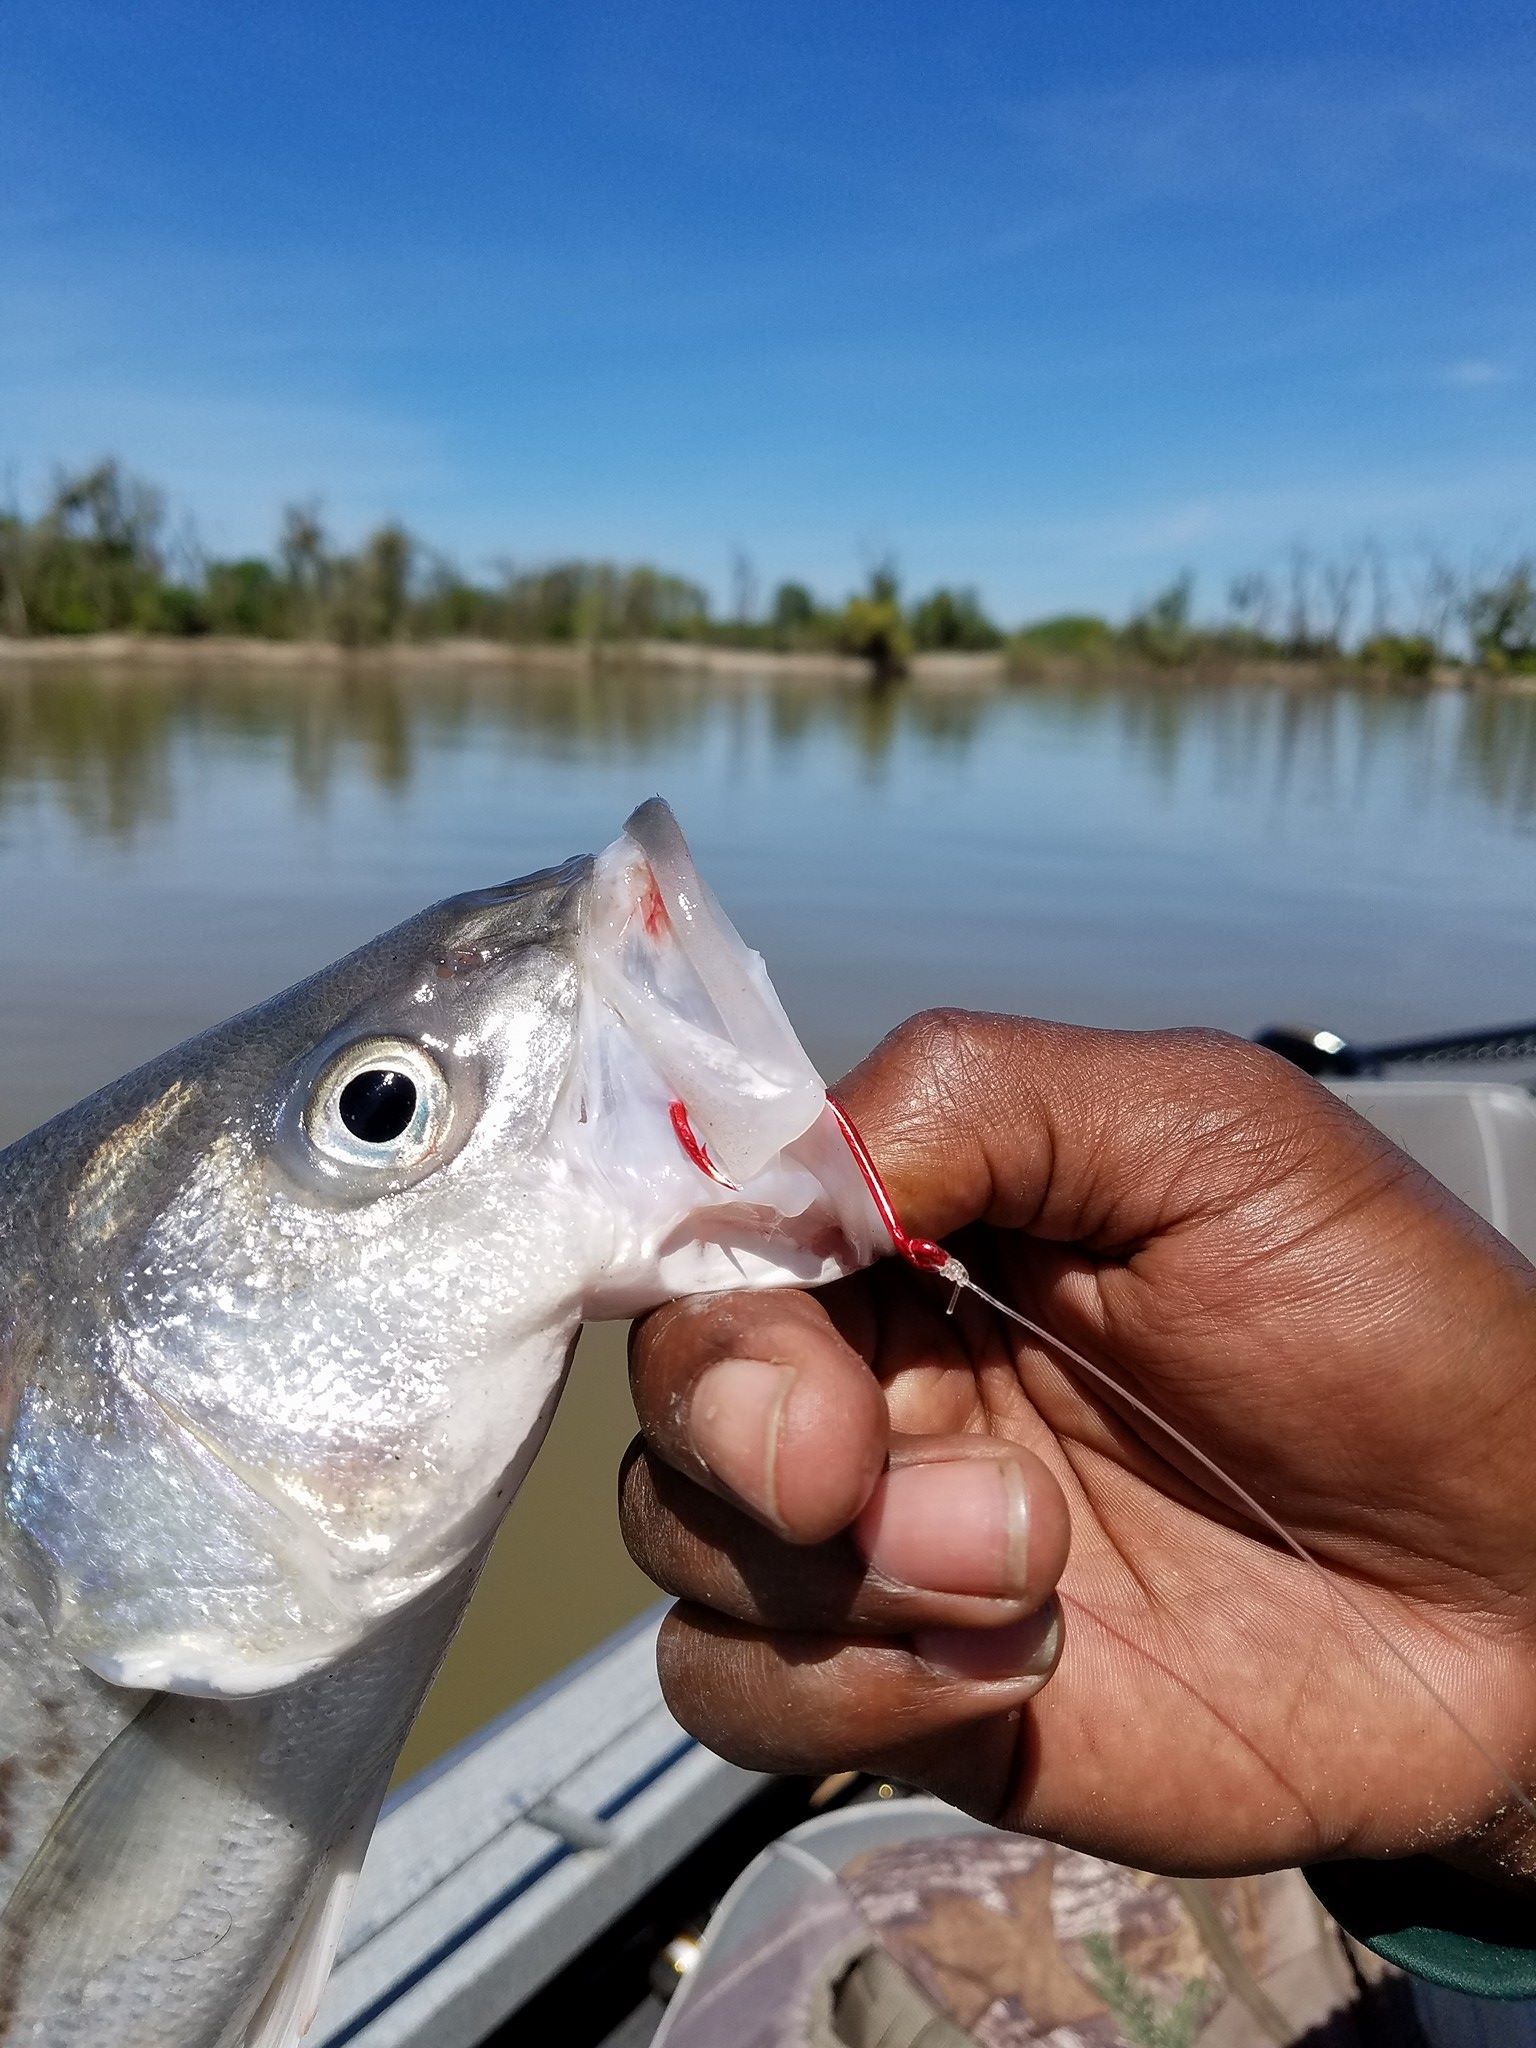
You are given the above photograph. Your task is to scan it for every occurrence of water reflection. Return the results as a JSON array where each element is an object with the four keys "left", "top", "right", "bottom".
[
  {"left": 1458, "top": 692, "right": 1536, "bottom": 817},
  {"left": 2, "top": 657, "right": 1535, "bottom": 840},
  {"left": 5, "top": 654, "right": 1536, "bottom": 1764}
]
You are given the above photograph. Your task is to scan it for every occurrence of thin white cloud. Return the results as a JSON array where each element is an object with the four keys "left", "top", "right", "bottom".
[
  {"left": 1439, "top": 358, "right": 1517, "bottom": 389},
  {"left": 994, "top": 58, "right": 1536, "bottom": 226}
]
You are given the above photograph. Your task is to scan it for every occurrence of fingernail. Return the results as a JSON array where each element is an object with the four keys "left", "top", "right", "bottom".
[
  {"left": 688, "top": 1357, "right": 794, "bottom": 1527},
  {"left": 856, "top": 1456, "right": 1030, "bottom": 1600},
  {"left": 915, "top": 1602, "right": 1062, "bottom": 1685}
]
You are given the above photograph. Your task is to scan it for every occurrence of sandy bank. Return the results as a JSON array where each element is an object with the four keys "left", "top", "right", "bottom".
[
  {"left": 0, "top": 634, "right": 1525, "bottom": 693},
  {"left": 0, "top": 633, "right": 891, "bottom": 683},
  {"left": 0, "top": 634, "right": 1012, "bottom": 688}
]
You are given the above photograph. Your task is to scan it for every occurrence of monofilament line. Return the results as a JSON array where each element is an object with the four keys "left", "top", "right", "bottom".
[{"left": 934, "top": 1249, "right": 1536, "bottom": 1831}]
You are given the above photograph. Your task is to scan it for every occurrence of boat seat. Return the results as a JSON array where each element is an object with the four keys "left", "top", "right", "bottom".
[{"left": 1330, "top": 1082, "right": 1536, "bottom": 1267}]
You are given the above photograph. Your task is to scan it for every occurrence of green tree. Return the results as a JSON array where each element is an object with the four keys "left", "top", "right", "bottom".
[
  {"left": 909, "top": 585, "right": 1001, "bottom": 651},
  {"left": 1125, "top": 573, "right": 1195, "bottom": 665},
  {"left": 416, "top": 555, "right": 497, "bottom": 637},
  {"left": 1359, "top": 633, "right": 1437, "bottom": 680},
  {"left": 24, "top": 460, "right": 167, "bottom": 633},
  {"left": 363, "top": 523, "right": 413, "bottom": 643},
  {"left": 0, "top": 512, "right": 30, "bottom": 634},
  {"left": 145, "top": 584, "right": 211, "bottom": 635},
  {"left": 205, "top": 558, "right": 287, "bottom": 636},
  {"left": 617, "top": 565, "right": 709, "bottom": 639},
  {"left": 1011, "top": 613, "right": 1117, "bottom": 659},
  {"left": 770, "top": 581, "right": 818, "bottom": 635},
  {"left": 1466, "top": 563, "right": 1536, "bottom": 673},
  {"left": 836, "top": 565, "right": 911, "bottom": 680}
]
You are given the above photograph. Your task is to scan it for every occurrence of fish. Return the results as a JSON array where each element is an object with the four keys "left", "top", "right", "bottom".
[{"left": 0, "top": 797, "right": 885, "bottom": 2046}]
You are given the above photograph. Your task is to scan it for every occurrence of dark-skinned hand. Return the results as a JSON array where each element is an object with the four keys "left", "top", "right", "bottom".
[{"left": 620, "top": 1013, "right": 1536, "bottom": 1882}]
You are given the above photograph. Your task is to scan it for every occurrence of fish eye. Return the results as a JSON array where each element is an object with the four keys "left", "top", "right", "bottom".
[
  {"left": 339, "top": 1067, "right": 417, "bottom": 1143},
  {"left": 303, "top": 1038, "right": 450, "bottom": 1173}
]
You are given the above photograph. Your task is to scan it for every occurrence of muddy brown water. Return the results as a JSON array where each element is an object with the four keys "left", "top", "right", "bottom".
[{"left": 3, "top": 655, "right": 1535, "bottom": 1776}]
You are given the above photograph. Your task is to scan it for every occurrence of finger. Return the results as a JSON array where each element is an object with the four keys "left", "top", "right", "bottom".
[
  {"left": 628, "top": 1288, "right": 887, "bottom": 1542},
  {"left": 836, "top": 1010, "right": 1365, "bottom": 1251},
  {"left": 657, "top": 1599, "right": 1062, "bottom": 1817},
  {"left": 621, "top": 1431, "right": 1070, "bottom": 1633}
]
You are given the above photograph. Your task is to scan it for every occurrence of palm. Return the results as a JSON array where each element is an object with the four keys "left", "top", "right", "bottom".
[{"left": 838, "top": 1201, "right": 1536, "bottom": 1873}]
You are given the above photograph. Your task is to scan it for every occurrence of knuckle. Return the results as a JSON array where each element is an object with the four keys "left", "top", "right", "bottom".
[
  {"left": 1155, "top": 1024, "right": 1268, "bottom": 1080},
  {"left": 1155, "top": 1025, "right": 1309, "bottom": 1102},
  {"left": 616, "top": 1450, "right": 696, "bottom": 1596},
  {"left": 655, "top": 1613, "right": 843, "bottom": 1775},
  {"left": 615, "top": 1446, "right": 668, "bottom": 1572},
  {"left": 654, "top": 1611, "right": 753, "bottom": 1758},
  {"left": 1151, "top": 1027, "right": 1328, "bottom": 1136},
  {"left": 1141, "top": 1028, "right": 1363, "bottom": 1204},
  {"left": 628, "top": 1292, "right": 724, "bottom": 1375},
  {"left": 884, "top": 1007, "right": 986, "bottom": 1086},
  {"left": 659, "top": 1287, "right": 758, "bottom": 1329},
  {"left": 616, "top": 1452, "right": 710, "bottom": 1601},
  {"left": 634, "top": 1289, "right": 808, "bottom": 1382},
  {"left": 628, "top": 1297, "right": 777, "bottom": 1440},
  {"left": 875, "top": 1007, "right": 1006, "bottom": 1134},
  {"left": 659, "top": 1676, "right": 811, "bottom": 1776},
  {"left": 616, "top": 1435, "right": 654, "bottom": 1534}
]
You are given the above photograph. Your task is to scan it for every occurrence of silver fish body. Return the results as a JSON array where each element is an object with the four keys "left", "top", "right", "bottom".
[
  {"left": 0, "top": 800, "right": 881, "bottom": 2045},
  {"left": 0, "top": 1559, "right": 475, "bottom": 2047},
  {"left": 1, "top": 855, "right": 597, "bottom": 1700}
]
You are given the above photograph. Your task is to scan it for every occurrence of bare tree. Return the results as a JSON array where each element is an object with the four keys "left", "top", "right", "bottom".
[
  {"left": 1321, "top": 555, "right": 1361, "bottom": 654},
  {"left": 1364, "top": 540, "right": 1391, "bottom": 641},
  {"left": 1227, "top": 570, "right": 1275, "bottom": 644},
  {"left": 165, "top": 510, "right": 206, "bottom": 592},
  {"left": 1286, "top": 544, "right": 1315, "bottom": 654},
  {"left": 1419, "top": 550, "right": 1462, "bottom": 658},
  {"left": 279, "top": 501, "right": 331, "bottom": 635},
  {"left": 730, "top": 550, "right": 759, "bottom": 626}
]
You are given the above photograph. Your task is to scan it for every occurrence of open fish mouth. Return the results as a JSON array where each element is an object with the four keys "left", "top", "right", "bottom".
[{"left": 569, "top": 798, "right": 889, "bottom": 1312}]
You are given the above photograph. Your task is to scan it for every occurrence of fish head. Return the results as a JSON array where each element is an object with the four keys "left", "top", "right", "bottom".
[{"left": 0, "top": 802, "right": 884, "bottom": 1694}]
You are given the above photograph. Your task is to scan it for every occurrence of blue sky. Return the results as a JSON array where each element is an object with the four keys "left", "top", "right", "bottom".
[{"left": 4, "top": 0, "right": 1535, "bottom": 621}]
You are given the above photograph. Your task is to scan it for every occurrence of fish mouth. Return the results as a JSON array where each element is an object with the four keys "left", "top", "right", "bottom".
[{"left": 568, "top": 798, "right": 888, "bottom": 1312}]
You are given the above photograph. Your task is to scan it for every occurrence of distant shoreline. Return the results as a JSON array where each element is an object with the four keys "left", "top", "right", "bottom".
[
  {"left": 0, "top": 632, "right": 881, "bottom": 683},
  {"left": 0, "top": 633, "right": 1529, "bottom": 693},
  {"left": 10, "top": 463, "right": 1534, "bottom": 685}
]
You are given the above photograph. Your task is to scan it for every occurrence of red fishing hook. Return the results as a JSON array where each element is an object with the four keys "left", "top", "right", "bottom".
[
  {"left": 826, "top": 1096, "right": 949, "bottom": 1272},
  {"left": 668, "top": 1099, "right": 737, "bottom": 1188},
  {"left": 668, "top": 1087, "right": 948, "bottom": 1277}
]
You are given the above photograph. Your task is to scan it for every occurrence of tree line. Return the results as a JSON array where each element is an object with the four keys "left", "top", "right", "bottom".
[{"left": 3, "top": 461, "right": 1533, "bottom": 678}]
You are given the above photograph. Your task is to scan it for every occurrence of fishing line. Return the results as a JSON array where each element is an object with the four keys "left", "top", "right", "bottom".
[{"left": 827, "top": 1095, "right": 1536, "bottom": 1831}]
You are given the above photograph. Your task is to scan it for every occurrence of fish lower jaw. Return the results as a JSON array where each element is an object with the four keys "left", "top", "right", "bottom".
[{"left": 84, "top": 1631, "right": 357, "bottom": 1697}]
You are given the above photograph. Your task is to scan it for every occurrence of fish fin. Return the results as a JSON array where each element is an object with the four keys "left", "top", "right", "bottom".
[
  {"left": 0, "top": 1688, "right": 368, "bottom": 2039},
  {"left": 243, "top": 1807, "right": 375, "bottom": 2048},
  {"left": 0, "top": 1521, "right": 147, "bottom": 1915}
]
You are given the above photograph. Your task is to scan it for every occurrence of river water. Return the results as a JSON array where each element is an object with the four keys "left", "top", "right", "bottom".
[{"left": 3, "top": 655, "right": 1535, "bottom": 1774}]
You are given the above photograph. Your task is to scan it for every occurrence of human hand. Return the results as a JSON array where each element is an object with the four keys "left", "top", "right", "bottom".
[{"left": 620, "top": 1013, "right": 1536, "bottom": 1878}]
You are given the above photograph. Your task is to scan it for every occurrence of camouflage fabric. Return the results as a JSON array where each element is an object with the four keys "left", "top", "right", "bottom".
[
  {"left": 830, "top": 1833, "right": 1419, "bottom": 2048},
  {"left": 656, "top": 1810, "right": 1425, "bottom": 2048}
]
